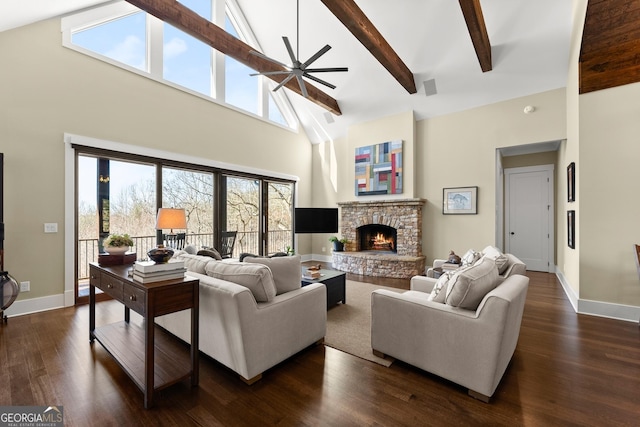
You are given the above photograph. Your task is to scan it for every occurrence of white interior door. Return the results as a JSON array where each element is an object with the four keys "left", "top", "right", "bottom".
[{"left": 505, "top": 165, "right": 554, "bottom": 272}]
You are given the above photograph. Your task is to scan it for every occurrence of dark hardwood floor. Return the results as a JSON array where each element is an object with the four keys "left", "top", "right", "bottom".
[{"left": 1, "top": 269, "right": 639, "bottom": 426}]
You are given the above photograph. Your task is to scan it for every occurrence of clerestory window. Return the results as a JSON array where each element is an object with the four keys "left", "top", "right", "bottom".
[{"left": 62, "top": 0, "right": 297, "bottom": 130}]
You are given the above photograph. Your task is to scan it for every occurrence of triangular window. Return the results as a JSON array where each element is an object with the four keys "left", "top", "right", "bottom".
[{"left": 72, "top": 12, "right": 147, "bottom": 71}]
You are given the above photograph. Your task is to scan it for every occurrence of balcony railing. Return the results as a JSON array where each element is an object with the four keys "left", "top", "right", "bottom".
[{"left": 78, "top": 230, "right": 292, "bottom": 280}]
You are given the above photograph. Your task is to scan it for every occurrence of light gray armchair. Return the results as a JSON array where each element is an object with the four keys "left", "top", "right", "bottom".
[{"left": 371, "top": 273, "right": 529, "bottom": 402}]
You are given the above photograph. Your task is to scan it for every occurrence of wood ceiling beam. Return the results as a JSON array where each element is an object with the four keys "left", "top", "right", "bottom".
[
  {"left": 320, "top": 0, "right": 416, "bottom": 94},
  {"left": 125, "top": 0, "right": 341, "bottom": 115},
  {"left": 458, "top": 0, "right": 492, "bottom": 72}
]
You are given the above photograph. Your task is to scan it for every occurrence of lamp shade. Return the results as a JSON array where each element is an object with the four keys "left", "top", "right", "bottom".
[{"left": 156, "top": 208, "right": 187, "bottom": 230}]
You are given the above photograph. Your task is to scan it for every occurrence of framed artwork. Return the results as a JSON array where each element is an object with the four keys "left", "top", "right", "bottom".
[
  {"left": 443, "top": 186, "right": 478, "bottom": 214},
  {"left": 567, "top": 210, "right": 575, "bottom": 249},
  {"left": 355, "top": 140, "right": 403, "bottom": 196},
  {"left": 567, "top": 162, "right": 575, "bottom": 202}
]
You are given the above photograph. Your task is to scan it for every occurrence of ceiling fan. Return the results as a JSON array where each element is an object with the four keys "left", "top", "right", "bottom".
[{"left": 250, "top": 0, "right": 348, "bottom": 98}]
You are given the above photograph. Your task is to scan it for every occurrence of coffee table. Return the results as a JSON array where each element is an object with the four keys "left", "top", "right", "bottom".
[{"left": 301, "top": 269, "right": 346, "bottom": 309}]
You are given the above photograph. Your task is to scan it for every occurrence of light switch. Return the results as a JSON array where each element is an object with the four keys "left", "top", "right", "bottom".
[{"left": 44, "top": 223, "right": 58, "bottom": 233}]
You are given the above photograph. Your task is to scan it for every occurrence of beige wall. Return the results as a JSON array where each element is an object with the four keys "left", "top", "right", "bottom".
[
  {"left": 311, "top": 111, "right": 415, "bottom": 254},
  {"left": 0, "top": 19, "right": 313, "bottom": 304},
  {"left": 417, "top": 89, "right": 566, "bottom": 262},
  {"left": 579, "top": 82, "right": 640, "bottom": 306},
  {"left": 312, "top": 90, "right": 566, "bottom": 261}
]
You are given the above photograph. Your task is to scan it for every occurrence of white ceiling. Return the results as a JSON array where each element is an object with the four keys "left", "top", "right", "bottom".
[{"left": 1, "top": 0, "right": 573, "bottom": 143}]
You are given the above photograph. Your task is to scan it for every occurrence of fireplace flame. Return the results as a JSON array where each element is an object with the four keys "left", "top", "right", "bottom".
[{"left": 372, "top": 232, "right": 394, "bottom": 251}]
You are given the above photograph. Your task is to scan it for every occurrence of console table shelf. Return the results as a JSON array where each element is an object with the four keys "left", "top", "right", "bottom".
[{"left": 93, "top": 321, "right": 193, "bottom": 392}]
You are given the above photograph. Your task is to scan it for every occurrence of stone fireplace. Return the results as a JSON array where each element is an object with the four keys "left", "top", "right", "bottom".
[{"left": 332, "top": 199, "right": 426, "bottom": 279}]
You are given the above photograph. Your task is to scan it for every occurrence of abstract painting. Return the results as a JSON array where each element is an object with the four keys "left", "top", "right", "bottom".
[{"left": 355, "top": 140, "right": 403, "bottom": 196}]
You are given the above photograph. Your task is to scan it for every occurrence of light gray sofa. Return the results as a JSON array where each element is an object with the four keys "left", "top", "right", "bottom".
[
  {"left": 155, "top": 253, "right": 326, "bottom": 384},
  {"left": 426, "top": 245, "right": 526, "bottom": 282},
  {"left": 371, "top": 271, "right": 529, "bottom": 402}
]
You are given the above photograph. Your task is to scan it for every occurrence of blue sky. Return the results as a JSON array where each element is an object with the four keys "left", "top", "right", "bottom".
[{"left": 71, "top": 3, "right": 285, "bottom": 124}]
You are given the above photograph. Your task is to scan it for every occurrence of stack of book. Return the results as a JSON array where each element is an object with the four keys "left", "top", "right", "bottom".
[
  {"left": 303, "top": 265, "right": 322, "bottom": 280},
  {"left": 132, "top": 260, "right": 187, "bottom": 283},
  {"left": 441, "top": 262, "right": 461, "bottom": 272}
]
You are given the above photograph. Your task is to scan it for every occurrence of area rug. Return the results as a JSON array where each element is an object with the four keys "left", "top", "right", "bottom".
[{"left": 324, "top": 280, "right": 403, "bottom": 367}]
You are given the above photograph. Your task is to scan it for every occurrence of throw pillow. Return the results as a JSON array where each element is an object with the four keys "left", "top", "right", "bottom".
[
  {"left": 428, "top": 272, "right": 452, "bottom": 303},
  {"left": 184, "top": 244, "right": 198, "bottom": 255},
  {"left": 204, "top": 261, "right": 277, "bottom": 302},
  {"left": 445, "top": 257, "right": 499, "bottom": 310},
  {"left": 482, "top": 246, "right": 509, "bottom": 274},
  {"left": 243, "top": 255, "right": 302, "bottom": 295},
  {"left": 461, "top": 249, "right": 481, "bottom": 267},
  {"left": 197, "top": 248, "right": 222, "bottom": 260}
]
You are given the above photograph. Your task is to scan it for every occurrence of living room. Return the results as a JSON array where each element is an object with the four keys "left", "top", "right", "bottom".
[{"left": 1, "top": 0, "right": 640, "bottom": 425}]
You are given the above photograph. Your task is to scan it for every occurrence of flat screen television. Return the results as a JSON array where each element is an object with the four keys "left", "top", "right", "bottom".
[{"left": 294, "top": 208, "right": 338, "bottom": 233}]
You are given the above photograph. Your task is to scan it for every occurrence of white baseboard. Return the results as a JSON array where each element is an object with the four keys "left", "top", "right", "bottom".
[
  {"left": 556, "top": 268, "right": 640, "bottom": 323},
  {"left": 302, "top": 254, "right": 333, "bottom": 263},
  {"left": 555, "top": 269, "right": 578, "bottom": 312},
  {"left": 4, "top": 293, "right": 66, "bottom": 318}
]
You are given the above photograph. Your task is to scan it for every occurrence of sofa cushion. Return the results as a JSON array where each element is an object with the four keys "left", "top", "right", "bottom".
[
  {"left": 243, "top": 255, "right": 302, "bottom": 295},
  {"left": 198, "top": 248, "right": 222, "bottom": 260},
  {"left": 175, "top": 253, "right": 214, "bottom": 274},
  {"left": 482, "top": 245, "right": 509, "bottom": 274},
  {"left": 461, "top": 249, "right": 481, "bottom": 267},
  {"left": 204, "top": 261, "right": 277, "bottom": 302},
  {"left": 445, "top": 257, "right": 499, "bottom": 310}
]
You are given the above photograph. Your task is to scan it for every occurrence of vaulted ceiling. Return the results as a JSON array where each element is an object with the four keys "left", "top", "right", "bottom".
[{"left": 1, "top": 0, "right": 575, "bottom": 143}]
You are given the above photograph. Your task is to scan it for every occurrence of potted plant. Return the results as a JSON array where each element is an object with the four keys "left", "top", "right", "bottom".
[
  {"left": 103, "top": 233, "right": 134, "bottom": 255},
  {"left": 329, "top": 236, "right": 348, "bottom": 252}
]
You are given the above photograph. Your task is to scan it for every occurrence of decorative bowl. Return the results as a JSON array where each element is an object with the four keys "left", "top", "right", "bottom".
[
  {"left": 147, "top": 246, "right": 174, "bottom": 264},
  {"left": 105, "top": 245, "right": 129, "bottom": 255}
]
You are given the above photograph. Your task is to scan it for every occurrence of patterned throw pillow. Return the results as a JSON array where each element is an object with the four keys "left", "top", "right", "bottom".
[
  {"left": 428, "top": 271, "right": 455, "bottom": 303},
  {"left": 461, "top": 249, "right": 481, "bottom": 267}
]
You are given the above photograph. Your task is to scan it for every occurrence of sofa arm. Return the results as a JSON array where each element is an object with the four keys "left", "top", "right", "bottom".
[
  {"left": 426, "top": 259, "right": 448, "bottom": 277},
  {"left": 410, "top": 275, "right": 437, "bottom": 293}
]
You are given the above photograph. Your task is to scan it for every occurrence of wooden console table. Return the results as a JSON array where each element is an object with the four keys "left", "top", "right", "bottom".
[{"left": 89, "top": 262, "right": 199, "bottom": 408}]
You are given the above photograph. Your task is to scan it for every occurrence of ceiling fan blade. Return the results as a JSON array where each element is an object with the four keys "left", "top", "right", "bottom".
[
  {"left": 249, "top": 50, "right": 290, "bottom": 69},
  {"left": 305, "top": 67, "right": 349, "bottom": 73},
  {"left": 296, "top": 75, "right": 309, "bottom": 98},
  {"left": 273, "top": 73, "right": 296, "bottom": 92},
  {"left": 303, "top": 72, "right": 337, "bottom": 90},
  {"left": 282, "top": 36, "right": 298, "bottom": 64},
  {"left": 250, "top": 71, "right": 293, "bottom": 76},
  {"left": 302, "top": 45, "right": 332, "bottom": 68}
]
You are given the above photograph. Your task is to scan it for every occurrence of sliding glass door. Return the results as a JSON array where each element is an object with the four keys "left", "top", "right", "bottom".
[
  {"left": 76, "top": 155, "right": 156, "bottom": 302},
  {"left": 75, "top": 149, "right": 295, "bottom": 304}
]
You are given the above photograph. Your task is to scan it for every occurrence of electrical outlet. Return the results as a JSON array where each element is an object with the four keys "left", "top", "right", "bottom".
[
  {"left": 44, "top": 223, "right": 58, "bottom": 233},
  {"left": 322, "top": 247, "right": 326, "bottom": 252},
  {"left": 20, "top": 281, "right": 30, "bottom": 292}
]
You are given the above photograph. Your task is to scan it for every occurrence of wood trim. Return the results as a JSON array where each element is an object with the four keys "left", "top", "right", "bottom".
[
  {"left": 458, "top": 0, "right": 492, "bottom": 72},
  {"left": 320, "top": 0, "right": 416, "bottom": 94},
  {"left": 125, "top": 0, "right": 341, "bottom": 115}
]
